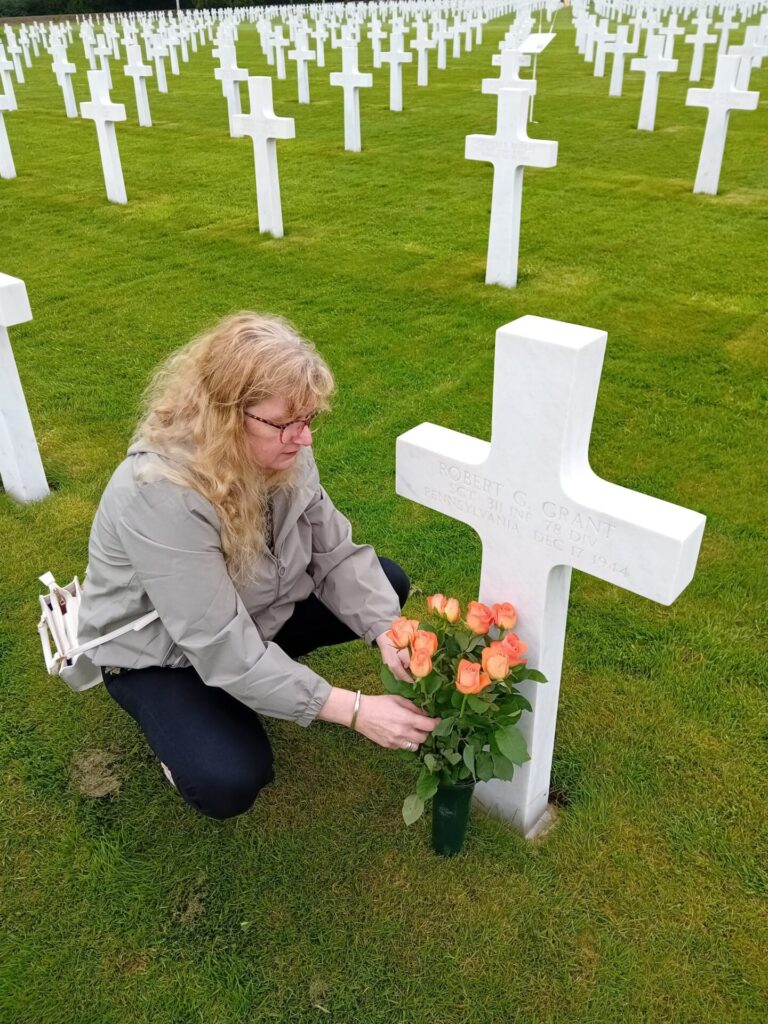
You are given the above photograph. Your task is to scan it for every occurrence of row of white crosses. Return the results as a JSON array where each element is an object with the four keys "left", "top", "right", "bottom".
[{"left": 573, "top": 1, "right": 766, "bottom": 194}]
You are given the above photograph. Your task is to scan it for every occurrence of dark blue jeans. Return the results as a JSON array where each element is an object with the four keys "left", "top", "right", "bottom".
[{"left": 104, "top": 557, "right": 409, "bottom": 820}]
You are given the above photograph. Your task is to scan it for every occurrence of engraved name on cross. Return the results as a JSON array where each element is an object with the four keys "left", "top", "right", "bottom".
[{"left": 396, "top": 315, "right": 705, "bottom": 838}]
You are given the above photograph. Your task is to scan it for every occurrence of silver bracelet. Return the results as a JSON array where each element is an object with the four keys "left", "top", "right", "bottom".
[{"left": 350, "top": 689, "right": 362, "bottom": 730}]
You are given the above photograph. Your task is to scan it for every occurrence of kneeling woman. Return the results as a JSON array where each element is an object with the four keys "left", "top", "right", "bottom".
[{"left": 78, "top": 313, "right": 440, "bottom": 819}]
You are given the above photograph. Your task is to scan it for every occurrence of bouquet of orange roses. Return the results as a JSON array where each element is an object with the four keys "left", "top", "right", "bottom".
[{"left": 381, "top": 596, "right": 546, "bottom": 824}]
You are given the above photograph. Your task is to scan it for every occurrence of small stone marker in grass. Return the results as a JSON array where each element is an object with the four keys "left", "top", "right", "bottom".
[
  {"left": 80, "top": 68, "right": 127, "bottom": 205},
  {"left": 0, "top": 273, "right": 49, "bottom": 502},
  {"left": 232, "top": 76, "right": 295, "bottom": 238},
  {"left": 466, "top": 87, "right": 557, "bottom": 288},
  {"left": 396, "top": 315, "right": 705, "bottom": 838},
  {"left": 686, "top": 53, "right": 760, "bottom": 195}
]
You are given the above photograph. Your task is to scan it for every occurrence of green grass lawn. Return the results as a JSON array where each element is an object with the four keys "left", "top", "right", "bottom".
[{"left": 1, "top": 10, "right": 767, "bottom": 1022}]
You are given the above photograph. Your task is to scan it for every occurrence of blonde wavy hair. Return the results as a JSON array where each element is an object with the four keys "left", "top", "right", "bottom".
[{"left": 133, "top": 312, "right": 335, "bottom": 583}]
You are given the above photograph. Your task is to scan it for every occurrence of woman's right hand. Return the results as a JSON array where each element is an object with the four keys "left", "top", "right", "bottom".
[{"left": 354, "top": 694, "right": 441, "bottom": 751}]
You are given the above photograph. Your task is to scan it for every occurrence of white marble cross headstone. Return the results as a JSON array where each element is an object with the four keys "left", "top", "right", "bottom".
[
  {"left": 368, "top": 18, "right": 386, "bottom": 69},
  {"left": 51, "top": 44, "right": 78, "bottom": 118},
  {"left": 232, "top": 76, "right": 295, "bottom": 238},
  {"left": 686, "top": 53, "right": 759, "bottom": 195},
  {"left": 484, "top": 46, "right": 533, "bottom": 96},
  {"left": 150, "top": 35, "right": 169, "bottom": 94},
  {"left": 410, "top": 24, "right": 435, "bottom": 86},
  {"left": 0, "top": 44, "right": 18, "bottom": 112},
  {"left": 466, "top": 88, "right": 557, "bottom": 288},
  {"left": 396, "top": 315, "right": 705, "bottom": 837},
  {"left": 631, "top": 32, "right": 678, "bottom": 131},
  {"left": 0, "top": 91, "right": 16, "bottom": 178},
  {"left": 214, "top": 43, "right": 248, "bottom": 136},
  {"left": 685, "top": 15, "right": 718, "bottom": 82},
  {"left": 329, "top": 41, "right": 372, "bottom": 152},
  {"left": 124, "top": 42, "right": 152, "bottom": 128},
  {"left": 0, "top": 274, "right": 49, "bottom": 502},
  {"left": 607, "top": 24, "right": 637, "bottom": 97},
  {"left": 272, "top": 26, "right": 289, "bottom": 80},
  {"left": 288, "top": 31, "right": 316, "bottom": 105},
  {"left": 79, "top": 68, "right": 127, "bottom": 204},
  {"left": 380, "top": 26, "right": 413, "bottom": 112}
]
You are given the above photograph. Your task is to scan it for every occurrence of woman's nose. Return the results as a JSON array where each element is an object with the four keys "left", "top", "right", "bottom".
[{"left": 297, "top": 422, "right": 313, "bottom": 445}]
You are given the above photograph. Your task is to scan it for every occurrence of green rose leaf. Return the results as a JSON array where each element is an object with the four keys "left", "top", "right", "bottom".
[
  {"left": 491, "top": 751, "right": 516, "bottom": 781},
  {"left": 424, "top": 753, "right": 440, "bottom": 773},
  {"left": 519, "top": 669, "right": 547, "bottom": 683},
  {"left": 494, "top": 724, "right": 530, "bottom": 766},
  {"left": 462, "top": 744, "right": 475, "bottom": 776},
  {"left": 444, "top": 751, "right": 462, "bottom": 766},
  {"left": 402, "top": 794, "right": 425, "bottom": 825},
  {"left": 476, "top": 751, "right": 495, "bottom": 782},
  {"left": 380, "top": 664, "right": 416, "bottom": 699},
  {"left": 467, "top": 694, "right": 491, "bottom": 714},
  {"left": 415, "top": 770, "right": 439, "bottom": 802},
  {"left": 433, "top": 716, "right": 456, "bottom": 738}
]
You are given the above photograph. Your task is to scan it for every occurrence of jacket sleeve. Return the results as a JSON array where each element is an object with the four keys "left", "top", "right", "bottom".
[
  {"left": 116, "top": 480, "right": 332, "bottom": 727},
  {"left": 304, "top": 473, "right": 402, "bottom": 645}
]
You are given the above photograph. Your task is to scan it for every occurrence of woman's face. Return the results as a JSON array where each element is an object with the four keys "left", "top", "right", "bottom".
[{"left": 243, "top": 396, "right": 315, "bottom": 471}]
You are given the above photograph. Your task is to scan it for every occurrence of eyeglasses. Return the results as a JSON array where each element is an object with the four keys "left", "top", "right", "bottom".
[{"left": 244, "top": 410, "right": 321, "bottom": 443}]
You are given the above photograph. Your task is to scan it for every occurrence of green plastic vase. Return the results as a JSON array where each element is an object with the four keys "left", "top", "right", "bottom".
[{"left": 431, "top": 779, "right": 475, "bottom": 856}]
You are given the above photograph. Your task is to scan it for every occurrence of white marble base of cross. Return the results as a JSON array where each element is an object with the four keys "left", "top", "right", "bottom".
[
  {"left": 51, "top": 45, "right": 78, "bottom": 118},
  {"left": 381, "top": 29, "right": 413, "bottom": 112},
  {"left": 80, "top": 68, "right": 127, "bottom": 204},
  {"left": 0, "top": 274, "right": 49, "bottom": 502},
  {"left": 686, "top": 53, "right": 759, "bottom": 195},
  {"left": 232, "top": 76, "right": 295, "bottom": 238},
  {"left": 631, "top": 33, "right": 678, "bottom": 131},
  {"left": 329, "top": 42, "right": 372, "bottom": 152},
  {"left": 124, "top": 43, "right": 152, "bottom": 128},
  {"left": 396, "top": 315, "right": 705, "bottom": 837},
  {"left": 466, "top": 88, "right": 557, "bottom": 288}
]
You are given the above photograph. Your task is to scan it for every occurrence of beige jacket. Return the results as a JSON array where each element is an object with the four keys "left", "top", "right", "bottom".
[{"left": 77, "top": 443, "right": 401, "bottom": 726}]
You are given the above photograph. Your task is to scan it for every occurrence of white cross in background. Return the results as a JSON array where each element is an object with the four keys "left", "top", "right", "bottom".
[
  {"left": 380, "top": 26, "right": 413, "bottom": 112},
  {"left": 0, "top": 274, "right": 50, "bottom": 502},
  {"left": 272, "top": 27, "right": 290, "bottom": 80},
  {"left": 396, "top": 315, "right": 705, "bottom": 837},
  {"left": 329, "top": 40, "right": 373, "bottom": 152},
  {"left": 0, "top": 44, "right": 18, "bottom": 112},
  {"left": 51, "top": 44, "right": 78, "bottom": 119},
  {"left": 79, "top": 68, "right": 128, "bottom": 204},
  {"left": 124, "top": 42, "right": 153, "bottom": 128},
  {"left": 0, "top": 90, "right": 16, "bottom": 178},
  {"left": 484, "top": 46, "right": 533, "bottom": 96},
  {"left": 232, "top": 76, "right": 295, "bottom": 238},
  {"left": 410, "top": 24, "right": 435, "bottom": 86},
  {"left": 686, "top": 53, "right": 760, "bottom": 195},
  {"left": 685, "top": 14, "right": 718, "bottom": 83},
  {"left": 631, "top": 32, "right": 678, "bottom": 132},
  {"left": 466, "top": 88, "right": 557, "bottom": 288},
  {"left": 288, "top": 31, "right": 316, "bottom": 105},
  {"left": 607, "top": 24, "right": 638, "bottom": 98},
  {"left": 215, "top": 42, "right": 248, "bottom": 136}
]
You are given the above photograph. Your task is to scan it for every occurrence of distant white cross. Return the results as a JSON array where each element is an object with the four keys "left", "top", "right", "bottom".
[
  {"left": 272, "top": 27, "right": 289, "bottom": 80},
  {"left": 79, "top": 68, "right": 127, "bottom": 205},
  {"left": 396, "top": 315, "right": 705, "bottom": 837},
  {"left": 232, "top": 76, "right": 295, "bottom": 238},
  {"left": 466, "top": 88, "right": 557, "bottom": 288},
  {"left": 631, "top": 32, "right": 678, "bottom": 131},
  {"left": 368, "top": 19, "right": 386, "bottom": 69},
  {"left": 484, "top": 46, "right": 533, "bottom": 96},
  {"left": 0, "top": 44, "right": 18, "bottom": 112},
  {"left": 686, "top": 53, "right": 759, "bottom": 195},
  {"left": 214, "top": 43, "right": 248, "bottom": 136},
  {"left": 410, "top": 26, "right": 435, "bottom": 86},
  {"left": 0, "top": 274, "right": 49, "bottom": 502},
  {"left": 0, "top": 91, "right": 16, "bottom": 178},
  {"left": 288, "top": 31, "right": 316, "bottom": 105},
  {"left": 51, "top": 44, "right": 78, "bottom": 119},
  {"left": 124, "top": 42, "right": 152, "bottom": 128},
  {"left": 380, "top": 27, "right": 413, "bottom": 112},
  {"left": 607, "top": 24, "right": 638, "bottom": 97},
  {"left": 685, "top": 15, "right": 718, "bottom": 83},
  {"left": 329, "top": 41, "right": 372, "bottom": 152}
]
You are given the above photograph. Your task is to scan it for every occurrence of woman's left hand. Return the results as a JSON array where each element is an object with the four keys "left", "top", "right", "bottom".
[{"left": 375, "top": 632, "right": 413, "bottom": 683}]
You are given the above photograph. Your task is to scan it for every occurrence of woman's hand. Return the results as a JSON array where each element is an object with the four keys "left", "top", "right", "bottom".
[
  {"left": 354, "top": 694, "right": 441, "bottom": 751},
  {"left": 375, "top": 630, "right": 413, "bottom": 683}
]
